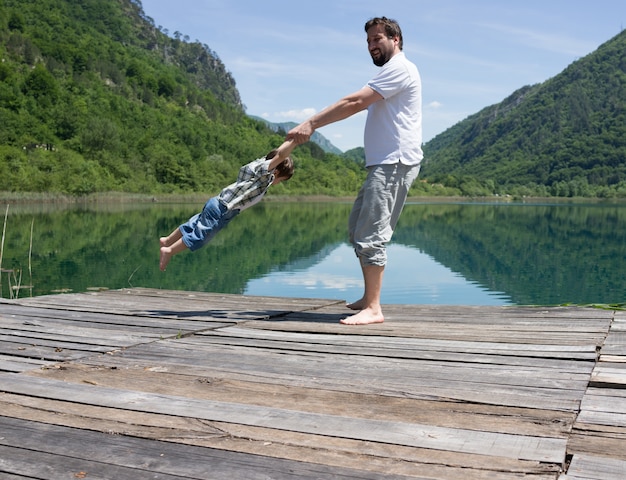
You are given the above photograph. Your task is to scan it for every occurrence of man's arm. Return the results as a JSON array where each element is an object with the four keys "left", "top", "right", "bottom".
[{"left": 287, "top": 86, "right": 382, "bottom": 144}]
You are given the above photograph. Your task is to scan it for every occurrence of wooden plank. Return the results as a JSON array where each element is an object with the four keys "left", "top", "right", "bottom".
[
  {"left": 13, "top": 289, "right": 340, "bottom": 319},
  {"left": 194, "top": 333, "right": 597, "bottom": 369},
  {"left": 0, "top": 444, "right": 192, "bottom": 480},
  {"left": 0, "top": 373, "right": 568, "bottom": 463},
  {"left": 576, "top": 411, "right": 626, "bottom": 428},
  {"left": 0, "top": 333, "right": 121, "bottom": 352},
  {"left": 0, "top": 316, "right": 190, "bottom": 345},
  {"left": 279, "top": 305, "right": 614, "bottom": 327},
  {"left": 83, "top": 338, "right": 587, "bottom": 411},
  {"left": 251, "top": 309, "right": 612, "bottom": 344},
  {"left": 566, "top": 429, "right": 626, "bottom": 462},
  {"left": 590, "top": 365, "right": 626, "bottom": 387},
  {"left": 0, "top": 416, "right": 409, "bottom": 480},
  {"left": 1, "top": 391, "right": 563, "bottom": 478},
  {"left": 600, "top": 355, "right": 626, "bottom": 363},
  {"left": 0, "top": 339, "right": 91, "bottom": 362},
  {"left": 601, "top": 332, "right": 626, "bottom": 356},
  {"left": 200, "top": 325, "right": 600, "bottom": 362},
  {"left": 379, "top": 304, "right": 612, "bottom": 321},
  {"left": 12, "top": 291, "right": 613, "bottom": 340},
  {"left": 20, "top": 365, "right": 576, "bottom": 438},
  {"left": 577, "top": 385, "right": 626, "bottom": 427},
  {"left": 0, "top": 392, "right": 563, "bottom": 478},
  {"left": 134, "top": 333, "right": 595, "bottom": 388},
  {"left": 97, "top": 362, "right": 579, "bottom": 414},
  {"left": 0, "top": 353, "right": 57, "bottom": 373},
  {"left": 1, "top": 303, "right": 234, "bottom": 331},
  {"left": 604, "top": 332, "right": 626, "bottom": 344},
  {"left": 580, "top": 388, "right": 626, "bottom": 414},
  {"left": 560, "top": 454, "right": 626, "bottom": 480}
]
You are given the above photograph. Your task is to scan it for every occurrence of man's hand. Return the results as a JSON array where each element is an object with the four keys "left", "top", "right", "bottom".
[{"left": 286, "top": 120, "right": 314, "bottom": 145}]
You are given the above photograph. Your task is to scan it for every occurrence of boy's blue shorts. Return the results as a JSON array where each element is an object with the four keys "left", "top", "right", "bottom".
[{"left": 180, "top": 197, "right": 239, "bottom": 251}]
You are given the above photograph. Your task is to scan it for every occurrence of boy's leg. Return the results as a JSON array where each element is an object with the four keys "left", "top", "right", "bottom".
[
  {"left": 160, "top": 238, "right": 188, "bottom": 271},
  {"left": 160, "top": 227, "right": 183, "bottom": 248}
]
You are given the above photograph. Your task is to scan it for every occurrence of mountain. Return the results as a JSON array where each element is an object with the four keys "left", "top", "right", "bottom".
[
  {"left": 421, "top": 30, "right": 626, "bottom": 197},
  {"left": 2, "top": 0, "right": 623, "bottom": 199},
  {"left": 249, "top": 116, "right": 343, "bottom": 154},
  {"left": 0, "top": 0, "right": 366, "bottom": 196}
]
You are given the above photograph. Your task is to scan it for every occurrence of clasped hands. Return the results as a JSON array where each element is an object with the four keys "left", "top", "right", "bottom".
[{"left": 286, "top": 120, "right": 314, "bottom": 145}]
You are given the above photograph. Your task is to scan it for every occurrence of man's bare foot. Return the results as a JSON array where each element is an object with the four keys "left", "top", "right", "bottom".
[
  {"left": 340, "top": 307, "right": 384, "bottom": 325},
  {"left": 346, "top": 298, "right": 365, "bottom": 310},
  {"left": 159, "top": 246, "right": 172, "bottom": 271}
]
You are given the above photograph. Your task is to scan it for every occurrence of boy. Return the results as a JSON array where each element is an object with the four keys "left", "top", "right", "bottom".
[{"left": 159, "top": 139, "right": 295, "bottom": 271}]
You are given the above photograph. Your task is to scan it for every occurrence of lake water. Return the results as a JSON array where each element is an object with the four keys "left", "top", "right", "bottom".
[{"left": 1, "top": 200, "right": 625, "bottom": 306}]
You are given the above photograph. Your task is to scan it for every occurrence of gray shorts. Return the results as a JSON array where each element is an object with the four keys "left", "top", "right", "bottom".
[{"left": 348, "top": 162, "right": 420, "bottom": 266}]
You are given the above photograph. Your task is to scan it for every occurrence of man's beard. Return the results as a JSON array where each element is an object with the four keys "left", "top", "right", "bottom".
[{"left": 371, "top": 50, "right": 390, "bottom": 67}]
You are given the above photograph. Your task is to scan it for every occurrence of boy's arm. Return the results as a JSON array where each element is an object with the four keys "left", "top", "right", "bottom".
[{"left": 268, "top": 138, "right": 297, "bottom": 170}]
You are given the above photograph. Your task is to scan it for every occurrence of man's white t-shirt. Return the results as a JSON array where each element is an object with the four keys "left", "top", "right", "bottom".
[{"left": 364, "top": 52, "right": 423, "bottom": 167}]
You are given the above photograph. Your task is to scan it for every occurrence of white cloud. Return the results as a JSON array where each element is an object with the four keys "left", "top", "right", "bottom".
[{"left": 274, "top": 108, "right": 317, "bottom": 121}]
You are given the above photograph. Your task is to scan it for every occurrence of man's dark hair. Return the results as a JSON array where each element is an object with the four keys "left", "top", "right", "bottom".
[{"left": 364, "top": 17, "right": 403, "bottom": 50}]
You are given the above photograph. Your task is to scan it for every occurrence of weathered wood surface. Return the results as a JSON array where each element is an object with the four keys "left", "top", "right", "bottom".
[
  {"left": 563, "top": 309, "right": 626, "bottom": 480},
  {"left": 0, "top": 288, "right": 624, "bottom": 479}
]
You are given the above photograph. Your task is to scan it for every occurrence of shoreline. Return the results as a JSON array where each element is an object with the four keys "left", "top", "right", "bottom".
[{"left": 2, "top": 191, "right": 626, "bottom": 206}]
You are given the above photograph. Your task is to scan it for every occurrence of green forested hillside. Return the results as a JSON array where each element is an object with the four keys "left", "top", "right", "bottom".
[
  {"left": 2, "top": 0, "right": 623, "bottom": 199},
  {"left": 0, "top": 0, "right": 366, "bottom": 196},
  {"left": 422, "top": 30, "right": 626, "bottom": 198}
]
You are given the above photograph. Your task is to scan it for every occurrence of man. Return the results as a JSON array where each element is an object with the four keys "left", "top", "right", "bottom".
[{"left": 287, "top": 17, "right": 422, "bottom": 325}]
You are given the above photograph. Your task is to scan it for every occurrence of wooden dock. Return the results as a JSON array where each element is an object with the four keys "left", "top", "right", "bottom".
[{"left": 1, "top": 288, "right": 624, "bottom": 479}]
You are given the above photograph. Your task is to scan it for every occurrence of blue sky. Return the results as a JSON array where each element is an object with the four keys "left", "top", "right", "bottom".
[{"left": 140, "top": 0, "right": 624, "bottom": 152}]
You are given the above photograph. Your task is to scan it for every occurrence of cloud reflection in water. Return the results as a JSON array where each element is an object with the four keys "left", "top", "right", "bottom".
[{"left": 245, "top": 243, "right": 512, "bottom": 306}]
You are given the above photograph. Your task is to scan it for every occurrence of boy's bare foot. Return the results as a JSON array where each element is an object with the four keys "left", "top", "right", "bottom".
[
  {"left": 340, "top": 307, "right": 384, "bottom": 325},
  {"left": 159, "top": 246, "right": 172, "bottom": 271}
]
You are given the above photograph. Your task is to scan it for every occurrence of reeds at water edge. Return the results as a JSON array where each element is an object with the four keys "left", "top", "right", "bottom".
[{"left": 0, "top": 205, "right": 34, "bottom": 299}]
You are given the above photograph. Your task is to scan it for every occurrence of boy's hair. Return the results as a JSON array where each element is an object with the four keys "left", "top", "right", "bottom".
[
  {"left": 365, "top": 17, "right": 403, "bottom": 50},
  {"left": 275, "top": 157, "right": 294, "bottom": 180},
  {"left": 266, "top": 149, "right": 295, "bottom": 180}
]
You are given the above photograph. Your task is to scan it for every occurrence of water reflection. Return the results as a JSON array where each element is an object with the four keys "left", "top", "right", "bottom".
[
  {"left": 1, "top": 200, "right": 625, "bottom": 306},
  {"left": 245, "top": 243, "right": 512, "bottom": 305}
]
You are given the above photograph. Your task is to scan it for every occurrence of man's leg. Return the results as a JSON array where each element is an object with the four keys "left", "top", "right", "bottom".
[
  {"left": 341, "top": 262, "right": 385, "bottom": 325},
  {"left": 344, "top": 166, "right": 388, "bottom": 323},
  {"left": 343, "top": 163, "right": 420, "bottom": 325}
]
